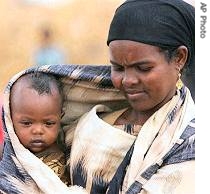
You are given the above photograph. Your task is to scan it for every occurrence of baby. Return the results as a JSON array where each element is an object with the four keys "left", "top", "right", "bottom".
[{"left": 10, "top": 72, "right": 69, "bottom": 184}]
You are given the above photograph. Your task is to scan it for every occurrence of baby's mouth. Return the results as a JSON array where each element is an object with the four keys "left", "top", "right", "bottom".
[{"left": 30, "top": 139, "right": 45, "bottom": 147}]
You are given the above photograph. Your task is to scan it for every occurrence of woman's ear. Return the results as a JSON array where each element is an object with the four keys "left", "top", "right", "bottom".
[{"left": 174, "top": 45, "right": 188, "bottom": 70}]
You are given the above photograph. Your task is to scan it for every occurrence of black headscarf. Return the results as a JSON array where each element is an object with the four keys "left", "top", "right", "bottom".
[{"left": 107, "top": 0, "right": 195, "bottom": 99}]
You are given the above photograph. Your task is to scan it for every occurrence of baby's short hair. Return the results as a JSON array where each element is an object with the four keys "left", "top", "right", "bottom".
[
  {"left": 12, "top": 72, "right": 63, "bottom": 104},
  {"left": 28, "top": 72, "right": 61, "bottom": 93}
]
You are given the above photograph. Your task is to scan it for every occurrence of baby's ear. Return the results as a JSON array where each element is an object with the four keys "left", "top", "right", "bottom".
[{"left": 61, "top": 111, "right": 65, "bottom": 118}]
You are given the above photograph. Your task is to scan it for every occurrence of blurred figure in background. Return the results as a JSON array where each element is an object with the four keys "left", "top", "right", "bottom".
[{"left": 33, "top": 26, "right": 67, "bottom": 66}]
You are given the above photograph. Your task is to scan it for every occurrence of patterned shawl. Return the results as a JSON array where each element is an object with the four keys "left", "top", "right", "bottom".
[
  {"left": 0, "top": 64, "right": 127, "bottom": 194},
  {"left": 0, "top": 64, "right": 195, "bottom": 194},
  {"left": 69, "top": 86, "right": 195, "bottom": 194}
]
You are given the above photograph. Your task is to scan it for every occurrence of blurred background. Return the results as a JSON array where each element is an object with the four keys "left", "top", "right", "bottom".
[
  {"left": 0, "top": 0, "right": 194, "bottom": 95},
  {"left": 0, "top": 0, "right": 124, "bottom": 93}
]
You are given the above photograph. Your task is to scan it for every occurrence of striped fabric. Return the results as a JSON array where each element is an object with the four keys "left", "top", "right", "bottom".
[
  {"left": 0, "top": 64, "right": 126, "bottom": 194},
  {"left": 69, "top": 86, "right": 195, "bottom": 194},
  {"left": 0, "top": 64, "right": 195, "bottom": 194}
]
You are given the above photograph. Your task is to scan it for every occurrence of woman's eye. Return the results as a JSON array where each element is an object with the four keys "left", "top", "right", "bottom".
[
  {"left": 136, "top": 65, "right": 152, "bottom": 72},
  {"left": 112, "top": 65, "right": 124, "bottom": 72}
]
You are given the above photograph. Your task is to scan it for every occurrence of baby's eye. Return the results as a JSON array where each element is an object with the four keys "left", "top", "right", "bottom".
[
  {"left": 21, "top": 121, "right": 32, "bottom": 126},
  {"left": 45, "top": 121, "right": 56, "bottom": 126}
]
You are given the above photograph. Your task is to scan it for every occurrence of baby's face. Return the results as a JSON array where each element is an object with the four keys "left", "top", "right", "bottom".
[{"left": 11, "top": 85, "right": 62, "bottom": 153}]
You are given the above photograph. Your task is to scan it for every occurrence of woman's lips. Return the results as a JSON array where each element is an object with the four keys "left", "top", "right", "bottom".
[{"left": 125, "top": 90, "right": 145, "bottom": 100}]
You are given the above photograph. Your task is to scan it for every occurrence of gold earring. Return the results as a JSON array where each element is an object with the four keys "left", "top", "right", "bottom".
[{"left": 176, "top": 72, "right": 183, "bottom": 90}]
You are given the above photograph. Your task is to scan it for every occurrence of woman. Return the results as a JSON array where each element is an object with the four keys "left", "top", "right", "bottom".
[
  {"left": 69, "top": 0, "right": 195, "bottom": 194},
  {"left": 0, "top": 0, "right": 194, "bottom": 193}
]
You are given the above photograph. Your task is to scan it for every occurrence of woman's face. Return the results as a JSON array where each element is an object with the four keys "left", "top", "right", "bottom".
[{"left": 109, "top": 40, "right": 178, "bottom": 113}]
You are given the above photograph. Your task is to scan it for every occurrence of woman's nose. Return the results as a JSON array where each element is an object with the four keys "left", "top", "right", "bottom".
[{"left": 122, "top": 69, "right": 139, "bottom": 87}]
